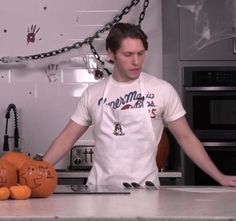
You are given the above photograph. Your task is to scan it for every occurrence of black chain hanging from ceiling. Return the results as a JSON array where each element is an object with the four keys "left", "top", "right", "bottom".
[
  {"left": 138, "top": 0, "right": 149, "bottom": 27},
  {"left": 0, "top": 0, "right": 149, "bottom": 64},
  {"left": 89, "top": 42, "right": 112, "bottom": 76}
]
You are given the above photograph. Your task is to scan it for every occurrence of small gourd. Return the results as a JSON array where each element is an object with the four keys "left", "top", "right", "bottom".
[
  {"left": 19, "top": 154, "right": 58, "bottom": 198},
  {"left": 0, "top": 187, "right": 10, "bottom": 200},
  {"left": 0, "top": 158, "right": 17, "bottom": 187},
  {"left": 1, "top": 151, "right": 31, "bottom": 170},
  {"left": 9, "top": 184, "right": 31, "bottom": 200}
]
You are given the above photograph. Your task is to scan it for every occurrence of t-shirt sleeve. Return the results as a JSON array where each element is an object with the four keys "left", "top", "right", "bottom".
[
  {"left": 71, "top": 88, "right": 92, "bottom": 126},
  {"left": 162, "top": 82, "right": 186, "bottom": 123}
]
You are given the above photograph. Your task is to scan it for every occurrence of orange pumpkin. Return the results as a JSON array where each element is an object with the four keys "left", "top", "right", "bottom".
[
  {"left": 9, "top": 184, "right": 31, "bottom": 200},
  {"left": 156, "top": 128, "right": 170, "bottom": 170},
  {"left": 19, "top": 154, "right": 58, "bottom": 198},
  {"left": 1, "top": 151, "right": 31, "bottom": 170},
  {"left": 0, "top": 187, "right": 10, "bottom": 200},
  {"left": 0, "top": 158, "right": 17, "bottom": 187}
]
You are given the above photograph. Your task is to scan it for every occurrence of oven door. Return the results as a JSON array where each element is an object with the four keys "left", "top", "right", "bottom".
[
  {"left": 184, "top": 86, "right": 236, "bottom": 141},
  {"left": 194, "top": 142, "right": 236, "bottom": 185}
]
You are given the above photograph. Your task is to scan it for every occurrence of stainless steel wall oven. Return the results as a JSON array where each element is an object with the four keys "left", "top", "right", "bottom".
[{"left": 183, "top": 66, "right": 236, "bottom": 185}]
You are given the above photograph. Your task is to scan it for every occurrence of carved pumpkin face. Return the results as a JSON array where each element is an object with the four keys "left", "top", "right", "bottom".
[
  {"left": 0, "top": 159, "right": 17, "bottom": 187},
  {"left": 19, "top": 159, "right": 57, "bottom": 198}
]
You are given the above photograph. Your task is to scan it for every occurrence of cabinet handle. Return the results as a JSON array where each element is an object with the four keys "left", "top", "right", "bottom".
[{"left": 233, "top": 37, "right": 236, "bottom": 54}]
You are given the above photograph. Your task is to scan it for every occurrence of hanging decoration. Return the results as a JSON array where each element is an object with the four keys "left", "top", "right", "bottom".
[{"left": 0, "top": 0, "right": 149, "bottom": 79}]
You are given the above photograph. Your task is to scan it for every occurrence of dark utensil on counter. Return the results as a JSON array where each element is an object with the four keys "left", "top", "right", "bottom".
[
  {"left": 145, "top": 181, "right": 158, "bottom": 190},
  {"left": 123, "top": 182, "right": 132, "bottom": 189},
  {"left": 123, "top": 182, "right": 142, "bottom": 189},
  {"left": 131, "top": 182, "right": 142, "bottom": 189},
  {"left": 123, "top": 181, "right": 157, "bottom": 190}
]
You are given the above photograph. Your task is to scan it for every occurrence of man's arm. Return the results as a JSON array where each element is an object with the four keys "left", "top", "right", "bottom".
[
  {"left": 166, "top": 116, "right": 236, "bottom": 187},
  {"left": 43, "top": 120, "right": 89, "bottom": 165}
]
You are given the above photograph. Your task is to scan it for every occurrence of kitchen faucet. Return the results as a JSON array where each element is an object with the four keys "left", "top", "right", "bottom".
[{"left": 3, "top": 103, "right": 20, "bottom": 151}]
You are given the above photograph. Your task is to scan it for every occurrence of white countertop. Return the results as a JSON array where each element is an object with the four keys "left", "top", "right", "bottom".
[{"left": 1, "top": 186, "right": 236, "bottom": 221}]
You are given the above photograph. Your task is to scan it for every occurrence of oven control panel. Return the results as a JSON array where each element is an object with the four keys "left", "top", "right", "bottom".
[{"left": 70, "top": 145, "right": 94, "bottom": 170}]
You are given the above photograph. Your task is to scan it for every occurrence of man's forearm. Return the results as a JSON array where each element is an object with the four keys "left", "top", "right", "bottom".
[{"left": 180, "top": 134, "right": 224, "bottom": 184}]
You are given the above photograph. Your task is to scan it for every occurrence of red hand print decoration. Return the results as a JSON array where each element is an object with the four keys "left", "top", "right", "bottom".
[{"left": 27, "top": 24, "right": 40, "bottom": 44}]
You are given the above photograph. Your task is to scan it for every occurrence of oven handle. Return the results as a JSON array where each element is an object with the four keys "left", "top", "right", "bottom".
[
  {"left": 185, "top": 86, "right": 236, "bottom": 91},
  {"left": 202, "top": 142, "right": 236, "bottom": 147},
  {"left": 233, "top": 37, "right": 236, "bottom": 54}
]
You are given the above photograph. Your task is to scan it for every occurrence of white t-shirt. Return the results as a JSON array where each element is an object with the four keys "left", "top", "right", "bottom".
[{"left": 71, "top": 72, "right": 186, "bottom": 142}]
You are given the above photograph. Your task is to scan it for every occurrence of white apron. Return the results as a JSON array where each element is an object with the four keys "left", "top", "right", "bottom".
[{"left": 87, "top": 74, "right": 161, "bottom": 186}]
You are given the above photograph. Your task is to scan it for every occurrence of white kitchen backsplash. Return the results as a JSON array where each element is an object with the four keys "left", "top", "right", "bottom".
[
  {"left": 0, "top": 67, "right": 95, "bottom": 169},
  {"left": 0, "top": 0, "right": 162, "bottom": 169}
]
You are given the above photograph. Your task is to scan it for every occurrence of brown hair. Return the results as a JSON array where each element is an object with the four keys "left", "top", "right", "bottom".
[{"left": 106, "top": 23, "right": 148, "bottom": 53}]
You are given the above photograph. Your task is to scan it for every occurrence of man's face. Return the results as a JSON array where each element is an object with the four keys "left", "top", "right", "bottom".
[{"left": 108, "top": 37, "right": 146, "bottom": 82}]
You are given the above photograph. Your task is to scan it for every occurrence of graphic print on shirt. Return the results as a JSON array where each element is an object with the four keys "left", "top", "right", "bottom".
[
  {"left": 113, "top": 122, "right": 125, "bottom": 136},
  {"left": 98, "top": 90, "right": 157, "bottom": 119}
]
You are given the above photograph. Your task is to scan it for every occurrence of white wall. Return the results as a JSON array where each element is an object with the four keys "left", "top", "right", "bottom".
[{"left": 0, "top": 0, "right": 162, "bottom": 168}]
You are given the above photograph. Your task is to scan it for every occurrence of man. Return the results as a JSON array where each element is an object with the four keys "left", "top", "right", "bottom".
[{"left": 44, "top": 23, "right": 236, "bottom": 187}]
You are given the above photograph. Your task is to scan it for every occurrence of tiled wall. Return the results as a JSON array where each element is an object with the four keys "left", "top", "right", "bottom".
[{"left": 0, "top": 0, "right": 162, "bottom": 169}]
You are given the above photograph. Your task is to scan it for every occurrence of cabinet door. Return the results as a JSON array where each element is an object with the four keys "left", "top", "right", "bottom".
[{"left": 179, "top": 0, "right": 236, "bottom": 60}]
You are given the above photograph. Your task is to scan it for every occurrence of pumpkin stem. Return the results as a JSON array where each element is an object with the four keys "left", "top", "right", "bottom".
[{"left": 33, "top": 153, "right": 44, "bottom": 161}]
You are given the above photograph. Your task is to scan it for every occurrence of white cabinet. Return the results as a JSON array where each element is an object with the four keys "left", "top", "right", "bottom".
[{"left": 179, "top": 0, "right": 236, "bottom": 60}]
